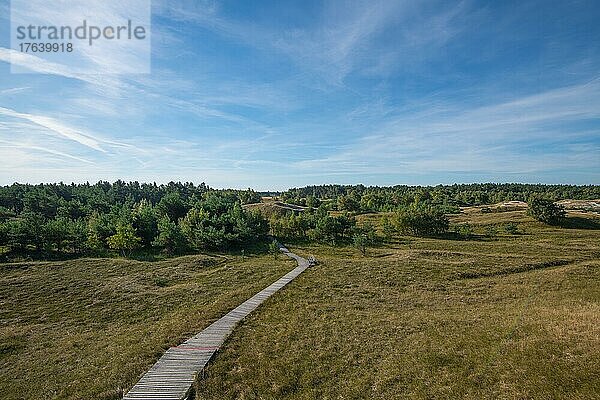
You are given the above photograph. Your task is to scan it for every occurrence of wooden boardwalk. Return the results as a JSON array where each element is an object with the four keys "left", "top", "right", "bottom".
[{"left": 123, "top": 244, "right": 308, "bottom": 400}]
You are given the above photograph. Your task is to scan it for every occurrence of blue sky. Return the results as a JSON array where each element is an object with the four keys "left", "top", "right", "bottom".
[{"left": 0, "top": 0, "right": 599, "bottom": 190}]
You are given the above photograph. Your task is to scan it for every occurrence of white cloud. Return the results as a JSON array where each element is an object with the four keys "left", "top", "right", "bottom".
[
  {"left": 0, "top": 106, "right": 108, "bottom": 152},
  {"left": 0, "top": 140, "right": 94, "bottom": 164},
  {"left": 0, "top": 87, "right": 30, "bottom": 95},
  {"left": 0, "top": 0, "right": 597, "bottom": 187},
  {"left": 293, "top": 79, "right": 600, "bottom": 176},
  {"left": 157, "top": 0, "right": 471, "bottom": 85},
  {"left": 10, "top": 0, "right": 151, "bottom": 74}
]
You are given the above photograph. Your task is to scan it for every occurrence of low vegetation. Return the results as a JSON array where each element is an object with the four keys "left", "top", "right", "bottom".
[
  {"left": 528, "top": 197, "right": 566, "bottom": 225},
  {"left": 392, "top": 205, "right": 449, "bottom": 237},
  {"left": 0, "top": 253, "right": 293, "bottom": 400},
  {"left": 1, "top": 181, "right": 599, "bottom": 399},
  {"left": 197, "top": 208, "right": 600, "bottom": 399}
]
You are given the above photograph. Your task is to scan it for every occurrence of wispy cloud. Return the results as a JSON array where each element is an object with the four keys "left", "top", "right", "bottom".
[
  {"left": 0, "top": 106, "right": 109, "bottom": 152},
  {"left": 0, "top": 140, "right": 94, "bottom": 164},
  {"left": 158, "top": 0, "right": 472, "bottom": 85},
  {"left": 0, "top": 47, "right": 131, "bottom": 98},
  {"left": 0, "top": 48, "right": 80, "bottom": 79},
  {"left": 0, "top": 46, "right": 278, "bottom": 129},
  {"left": 0, "top": 0, "right": 598, "bottom": 187},
  {"left": 293, "top": 79, "right": 600, "bottom": 176},
  {"left": 0, "top": 87, "right": 30, "bottom": 95}
]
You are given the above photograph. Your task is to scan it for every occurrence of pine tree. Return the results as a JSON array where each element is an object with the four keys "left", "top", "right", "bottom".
[{"left": 107, "top": 223, "right": 141, "bottom": 257}]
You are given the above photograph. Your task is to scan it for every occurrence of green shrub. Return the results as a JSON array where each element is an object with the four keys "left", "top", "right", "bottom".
[
  {"left": 528, "top": 198, "right": 565, "bottom": 225},
  {"left": 504, "top": 222, "right": 518, "bottom": 234},
  {"left": 152, "top": 216, "right": 186, "bottom": 255},
  {"left": 457, "top": 223, "right": 473, "bottom": 238},
  {"left": 312, "top": 214, "right": 355, "bottom": 245},
  {"left": 268, "top": 241, "right": 280, "bottom": 257},
  {"left": 485, "top": 225, "right": 498, "bottom": 237},
  {"left": 352, "top": 222, "right": 379, "bottom": 255},
  {"left": 394, "top": 206, "right": 449, "bottom": 237},
  {"left": 380, "top": 215, "right": 395, "bottom": 241}
]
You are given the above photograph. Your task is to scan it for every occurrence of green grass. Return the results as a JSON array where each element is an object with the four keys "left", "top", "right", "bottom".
[
  {"left": 0, "top": 253, "right": 294, "bottom": 400},
  {"left": 196, "top": 210, "right": 600, "bottom": 399},
  {"left": 1, "top": 209, "right": 598, "bottom": 399}
]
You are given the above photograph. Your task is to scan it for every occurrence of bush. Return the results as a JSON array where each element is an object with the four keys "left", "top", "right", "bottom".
[
  {"left": 313, "top": 216, "right": 342, "bottom": 245},
  {"left": 352, "top": 222, "right": 379, "bottom": 255},
  {"left": 337, "top": 195, "right": 361, "bottom": 212},
  {"left": 179, "top": 201, "right": 268, "bottom": 251},
  {"left": 394, "top": 206, "right": 449, "bottom": 237},
  {"left": 504, "top": 222, "right": 518, "bottom": 234},
  {"left": 268, "top": 241, "right": 280, "bottom": 258},
  {"left": 310, "top": 214, "right": 356, "bottom": 245},
  {"left": 380, "top": 215, "right": 395, "bottom": 241},
  {"left": 457, "top": 223, "right": 473, "bottom": 238},
  {"left": 485, "top": 225, "right": 498, "bottom": 238},
  {"left": 528, "top": 198, "right": 565, "bottom": 225}
]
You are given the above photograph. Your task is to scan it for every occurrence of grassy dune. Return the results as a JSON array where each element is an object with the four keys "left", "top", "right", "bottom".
[
  {"left": 0, "top": 254, "right": 294, "bottom": 400},
  {"left": 1, "top": 208, "right": 598, "bottom": 399},
  {"left": 197, "top": 210, "right": 600, "bottom": 399}
]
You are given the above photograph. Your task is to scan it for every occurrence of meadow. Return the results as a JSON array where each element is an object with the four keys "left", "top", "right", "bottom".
[
  {"left": 0, "top": 205, "right": 598, "bottom": 399},
  {"left": 0, "top": 253, "right": 293, "bottom": 400},
  {"left": 196, "top": 208, "right": 600, "bottom": 399}
]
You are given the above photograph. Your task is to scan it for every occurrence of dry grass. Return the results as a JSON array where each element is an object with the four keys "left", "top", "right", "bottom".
[
  {"left": 0, "top": 253, "right": 294, "bottom": 400},
  {"left": 1, "top": 208, "right": 598, "bottom": 400},
  {"left": 197, "top": 210, "right": 600, "bottom": 399}
]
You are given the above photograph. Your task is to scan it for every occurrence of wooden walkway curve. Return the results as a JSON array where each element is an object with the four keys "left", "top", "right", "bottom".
[{"left": 123, "top": 243, "right": 309, "bottom": 400}]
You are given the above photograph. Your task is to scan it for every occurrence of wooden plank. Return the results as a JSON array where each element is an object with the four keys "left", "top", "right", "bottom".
[{"left": 123, "top": 243, "right": 309, "bottom": 400}]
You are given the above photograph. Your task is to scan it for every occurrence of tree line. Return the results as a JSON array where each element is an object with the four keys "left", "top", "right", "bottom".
[
  {"left": 1, "top": 181, "right": 596, "bottom": 260},
  {"left": 281, "top": 183, "right": 600, "bottom": 212},
  {"left": 0, "top": 181, "right": 265, "bottom": 260}
]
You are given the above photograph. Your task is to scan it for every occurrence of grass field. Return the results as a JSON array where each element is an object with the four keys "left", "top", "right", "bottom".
[
  {"left": 1, "top": 208, "right": 598, "bottom": 399},
  {"left": 0, "top": 253, "right": 294, "bottom": 400},
  {"left": 196, "top": 209, "right": 600, "bottom": 399}
]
